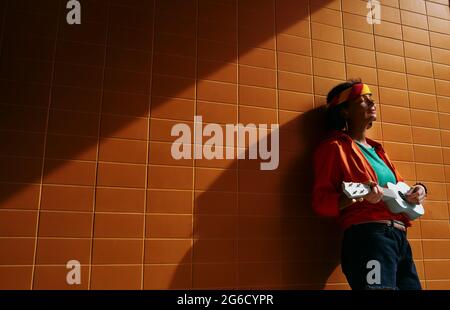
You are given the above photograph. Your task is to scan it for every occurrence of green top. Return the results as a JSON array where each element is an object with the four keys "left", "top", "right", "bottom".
[{"left": 355, "top": 141, "right": 397, "bottom": 187}]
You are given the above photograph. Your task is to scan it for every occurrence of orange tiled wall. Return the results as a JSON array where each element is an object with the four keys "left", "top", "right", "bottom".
[{"left": 1, "top": 0, "right": 450, "bottom": 290}]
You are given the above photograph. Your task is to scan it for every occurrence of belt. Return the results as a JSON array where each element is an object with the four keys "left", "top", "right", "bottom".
[{"left": 354, "top": 219, "right": 407, "bottom": 232}]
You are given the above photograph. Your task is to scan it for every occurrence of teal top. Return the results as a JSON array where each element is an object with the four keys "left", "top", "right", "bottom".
[{"left": 355, "top": 141, "right": 397, "bottom": 187}]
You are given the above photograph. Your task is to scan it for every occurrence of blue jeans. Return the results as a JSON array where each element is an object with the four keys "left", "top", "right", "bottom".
[{"left": 341, "top": 222, "right": 422, "bottom": 290}]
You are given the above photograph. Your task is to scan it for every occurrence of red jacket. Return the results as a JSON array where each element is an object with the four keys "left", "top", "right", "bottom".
[{"left": 312, "top": 130, "right": 411, "bottom": 231}]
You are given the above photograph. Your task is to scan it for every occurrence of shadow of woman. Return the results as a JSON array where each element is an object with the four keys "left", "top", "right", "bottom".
[{"left": 168, "top": 106, "right": 345, "bottom": 289}]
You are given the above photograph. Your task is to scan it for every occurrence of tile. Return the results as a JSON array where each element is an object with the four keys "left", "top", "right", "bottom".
[
  {"left": 41, "top": 185, "right": 93, "bottom": 212},
  {"left": 378, "top": 70, "right": 407, "bottom": 89},
  {"left": 440, "top": 113, "right": 450, "bottom": 130},
  {"left": 198, "top": 39, "right": 237, "bottom": 63},
  {"left": 409, "top": 92, "right": 438, "bottom": 111},
  {"left": 239, "top": 65, "right": 276, "bottom": 88},
  {"left": 277, "top": 52, "right": 312, "bottom": 75},
  {"left": 195, "top": 168, "right": 237, "bottom": 192},
  {"left": 311, "top": 22, "right": 343, "bottom": 45},
  {"left": 438, "top": 96, "right": 450, "bottom": 113},
  {"left": 343, "top": 12, "right": 373, "bottom": 34},
  {"left": 194, "top": 191, "right": 237, "bottom": 215},
  {"left": 145, "top": 239, "right": 192, "bottom": 264},
  {"left": 92, "top": 239, "right": 143, "bottom": 264},
  {"left": 45, "top": 134, "right": 98, "bottom": 161},
  {"left": 426, "top": 1, "right": 450, "bottom": 20},
  {"left": 432, "top": 47, "right": 450, "bottom": 66},
  {"left": 238, "top": 262, "right": 281, "bottom": 287},
  {"left": 0, "top": 238, "right": 35, "bottom": 265},
  {"left": 94, "top": 213, "right": 144, "bottom": 238},
  {"left": 0, "top": 131, "right": 44, "bottom": 158},
  {"left": 33, "top": 265, "right": 89, "bottom": 290},
  {"left": 0, "top": 267, "right": 32, "bottom": 290},
  {"left": 0, "top": 157, "right": 42, "bottom": 184},
  {"left": 0, "top": 183, "right": 40, "bottom": 210},
  {"left": 0, "top": 210, "right": 37, "bottom": 237},
  {"left": 346, "top": 64, "right": 378, "bottom": 85},
  {"left": 374, "top": 20, "right": 402, "bottom": 40},
  {"left": 43, "top": 160, "right": 96, "bottom": 186},
  {"left": 375, "top": 35, "right": 404, "bottom": 56},
  {"left": 0, "top": 105, "right": 47, "bottom": 132},
  {"left": 238, "top": 86, "right": 276, "bottom": 109},
  {"left": 411, "top": 110, "right": 439, "bottom": 128},
  {"left": 412, "top": 127, "right": 442, "bottom": 146},
  {"left": 192, "top": 239, "right": 236, "bottom": 263},
  {"left": 277, "top": 33, "right": 311, "bottom": 56},
  {"left": 405, "top": 58, "right": 433, "bottom": 78},
  {"left": 434, "top": 63, "right": 450, "bottom": 81},
  {"left": 402, "top": 25, "right": 430, "bottom": 45},
  {"left": 376, "top": 52, "right": 405, "bottom": 73},
  {"left": 278, "top": 71, "right": 313, "bottom": 93},
  {"left": 408, "top": 75, "right": 435, "bottom": 95},
  {"left": 36, "top": 238, "right": 91, "bottom": 265},
  {"left": 310, "top": 6, "right": 342, "bottom": 27},
  {"left": 102, "top": 91, "right": 149, "bottom": 117},
  {"left": 97, "top": 162, "right": 146, "bottom": 188},
  {"left": 399, "top": 0, "right": 426, "bottom": 14},
  {"left": 400, "top": 9, "right": 428, "bottom": 29},
  {"left": 278, "top": 90, "right": 314, "bottom": 112},
  {"left": 425, "top": 260, "right": 450, "bottom": 280},
  {"left": 416, "top": 163, "right": 445, "bottom": 182},
  {"left": 101, "top": 114, "right": 148, "bottom": 140},
  {"left": 91, "top": 265, "right": 142, "bottom": 290},
  {"left": 106, "top": 47, "right": 151, "bottom": 73},
  {"left": 313, "top": 58, "right": 346, "bottom": 79},
  {"left": 428, "top": 16, "right": 450, "bottom": 34},
  {"left": 344, "top": 29, "right": 375, "bottom": 50},
  {"left": 436, "top": 80, "right": 450, "bottom": 97},
  {"left": 197, "top": 80, "right": 237, "bottom": 104},
  {"left": 148, "top": 166, "right": 193, "bottom": 190},
  {"left": 404, "top": 42, "right": 431, "bottom": 61},
  {"left": 239, "top": 47, "right": 276, "bottom": 69},
  {"left": 199, "top": 60, "right": 238, "bottom": 83},
  {"left": 430, "top": 32, "right": 450, "bottom": 50},
  {"left": 379, "top": 87, "right": 408, "bottom": 107},
  {"left": 146, "top": 214, "right": 192, "bottom": 238},
  {"left": 342, "top": 0, "right": 368, "bottom": 16},
  {"left": 345, "top": 47, "right": 376, "bottom": 67},
  {"left": 152, "top": 75, "right": 195, "bottom": 100},
  {"left": 421, "top": 201, "right": 449, "bottom": 220},
  {"left": 38, "top": 211, "right": 92, "bottom": 238},
  {"left": 414, "top": 145, "right": 443, "bottom": 164},
  {"left": 382, "top": 123, "right": 412, "bottom": 143},
  {"left": 312, "top": 40, "right": 344, "bottom": 62},
  {"left": 144, "top": 264, "right": 192, "bottom": 289},
  {"left": 193, "top": 263, "right": 236, "bottom": 288},
  {"left": 383, "top": 141, "right": 414, "bottom": 161},
  {"left": 154, "top": 53, "right": 196, "bottom": 79},
  {"left": 96, "top": 187, "right": 145, "bottom": 213},
  {"left": 99, "top": 138, "right": 147, "bottom": 164}
]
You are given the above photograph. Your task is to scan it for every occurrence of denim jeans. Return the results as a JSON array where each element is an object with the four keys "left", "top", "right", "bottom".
[{"left": 341, "top": 222, "right": 422, "bottom": 290}]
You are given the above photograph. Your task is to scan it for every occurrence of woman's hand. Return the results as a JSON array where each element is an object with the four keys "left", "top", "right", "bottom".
[
  {"left": 363, "top": 181, "right": 384, "bottom": 204},
  {"left": 405, "top": 185, "right": 426, "bottom": 205}
]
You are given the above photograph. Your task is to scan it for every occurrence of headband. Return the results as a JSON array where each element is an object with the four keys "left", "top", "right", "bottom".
[{"left": 328, "top": 83, "right": 372, "bottom": 108}]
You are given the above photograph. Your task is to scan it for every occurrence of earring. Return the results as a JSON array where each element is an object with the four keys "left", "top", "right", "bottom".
[{"left": 344, "top": 120, "right": 349, "bottom": 132}]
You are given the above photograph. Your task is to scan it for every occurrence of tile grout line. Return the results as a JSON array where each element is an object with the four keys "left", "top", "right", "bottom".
[
  {"left": 30, "top": 0, "right": 63, "bottom": 290},
  {"left": 339, "top": 0, "right": 348, "bottom": 82},
  {"left": 88, "top": 0, "right": 112, "bottom": 290},
  {"left": 141, "top": 0, "right": 157, "bottom": 291},
  {"left": 273, "top": 0, "right": 281, "bottom": 287},
  {"left": 191, "top": 0, "right": 200, "bottom": 289},
  {"left": 235, "top": 0, "right": 240, "bottom": 289},
  {"left": 399, "top": 3, "right": 427, "bottom": 289}
]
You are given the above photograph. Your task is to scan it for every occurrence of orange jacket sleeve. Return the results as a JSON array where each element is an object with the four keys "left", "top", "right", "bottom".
[{"left": 312, "top": 141, "right": 344, "bottom": 217}]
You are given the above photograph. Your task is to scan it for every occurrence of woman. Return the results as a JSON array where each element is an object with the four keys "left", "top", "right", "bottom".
[{"left": 312, "top": 79, "right": 427, "bottom": 290}]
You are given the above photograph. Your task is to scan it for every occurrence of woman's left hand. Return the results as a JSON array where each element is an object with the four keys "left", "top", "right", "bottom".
[{"left": 405, "top": 185, "right": 426, "bottom": 205}]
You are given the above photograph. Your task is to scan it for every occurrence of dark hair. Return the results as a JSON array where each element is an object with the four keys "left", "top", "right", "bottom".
[{"left": 326, "top": 78, "right": 362, "bottom": 131}]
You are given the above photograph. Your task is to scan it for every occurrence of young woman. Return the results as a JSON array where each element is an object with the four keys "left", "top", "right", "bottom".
[{"left": 312, "top": 79, "right": 427, "bottom": 290}]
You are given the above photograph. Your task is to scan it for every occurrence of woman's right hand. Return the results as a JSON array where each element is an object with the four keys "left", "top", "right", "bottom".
[{"left": 363, "top": 181, "right": 384, "bottom": 204}]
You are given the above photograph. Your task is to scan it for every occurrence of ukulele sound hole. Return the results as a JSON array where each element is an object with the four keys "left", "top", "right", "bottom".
[{"left": 398, "top": 191, "right": 407, "bottom": 202}]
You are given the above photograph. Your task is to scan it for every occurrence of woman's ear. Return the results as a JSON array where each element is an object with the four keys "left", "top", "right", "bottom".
[{"left": 366, "top": 122, "right": 373, "bottom": 129}]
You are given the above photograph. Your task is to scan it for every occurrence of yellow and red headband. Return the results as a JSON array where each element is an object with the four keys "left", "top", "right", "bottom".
[{"left": 328, "top": 83, "right": 372, "bottom": 108}]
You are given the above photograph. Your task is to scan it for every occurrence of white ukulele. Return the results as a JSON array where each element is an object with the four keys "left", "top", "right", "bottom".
[{"left": 342, "top": 181, "right": 425, "bottom": 220}]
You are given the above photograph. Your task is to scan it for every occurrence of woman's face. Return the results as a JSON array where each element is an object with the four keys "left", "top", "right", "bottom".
[{"left": 345, "top": 93, "right": 377, "bottom": 126}]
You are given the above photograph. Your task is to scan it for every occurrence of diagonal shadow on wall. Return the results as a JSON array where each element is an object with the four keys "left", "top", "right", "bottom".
[{"left": 0, "top": 0, "right": 346, "bottom": 289}]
